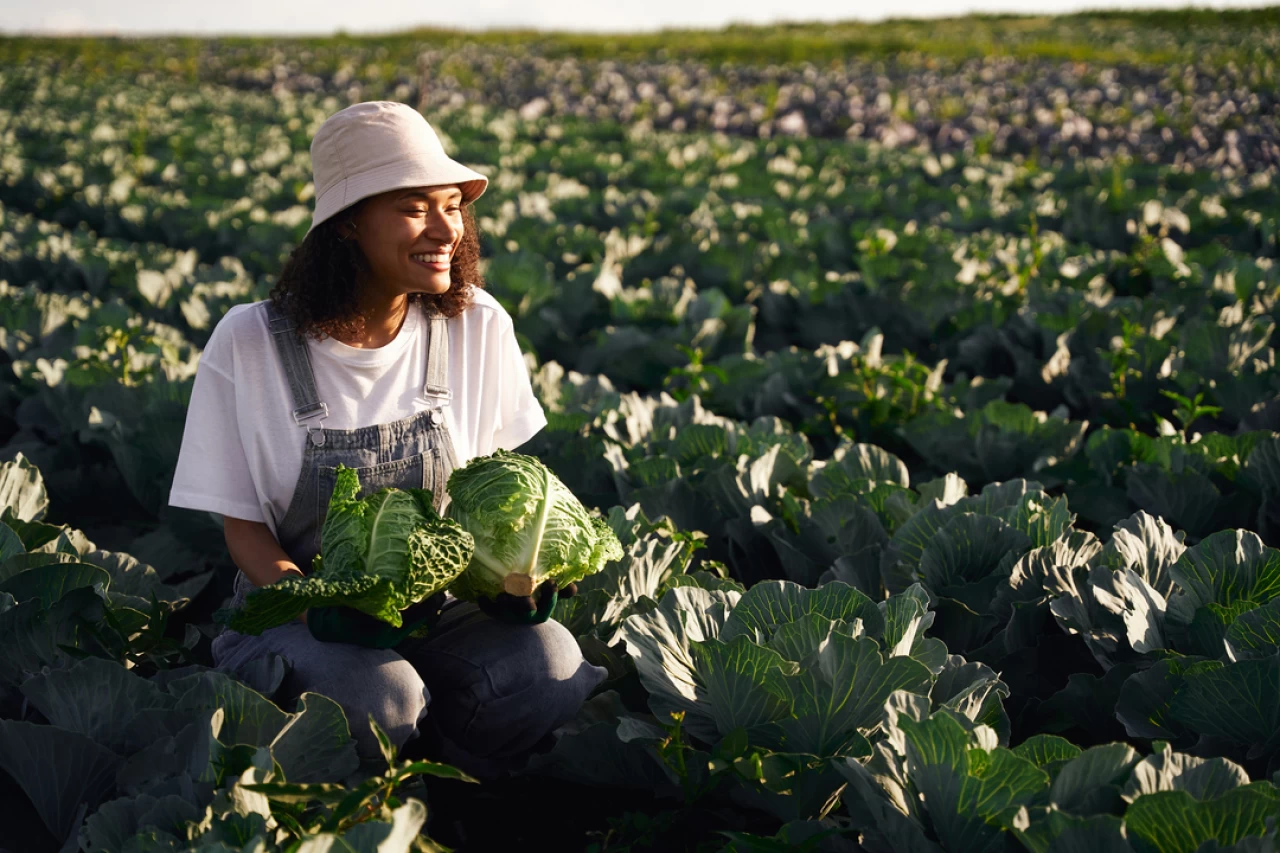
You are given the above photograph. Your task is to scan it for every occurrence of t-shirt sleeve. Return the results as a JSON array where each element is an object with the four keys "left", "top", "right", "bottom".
[
  {"left": 491, "top": 319, "right": 548, "bottom": 452},
  {"left": 168, "top": 317, "right": 264, "bottom": 523}
]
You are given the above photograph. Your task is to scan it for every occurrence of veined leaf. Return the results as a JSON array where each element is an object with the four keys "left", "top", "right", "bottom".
[
  {"left": 1006, "top": 807, "right": 1131, "bottom": 853},
  {"left": 1166, "top": 530, "right": 1280, "bottom": 655},
  {"left": 1168, "top": 654, "right": 1280, "bottom": 759},
  {"left": 768, "top": 632, "right": 931, "bottom": 757},
  {"left": 690, "top": 635, "right": 797, "bottom": 739},
  {"left": 897, "top": 709, "right": 1050, "bottom": 853},
  {"left": 1121, "top": 744, "right": 1250, "bottom": 803},
  {"left": 1125, "top": 785, "right": 1280, "bottom": 853},
  {"left": 20, "top": 657, "right": 171, "bottom": 754},
  {"left": 719, "top": 579, "right": 882, "bottom": 646},
  {"left": 1225, "top": 598, "right": 1280, "bottom": 661},
  {"left": 617, "top": 585, "right": 740, "bottom": 742}
]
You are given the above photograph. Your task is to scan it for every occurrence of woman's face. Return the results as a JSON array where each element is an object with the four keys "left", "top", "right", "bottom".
[{"left": 349, "top": 184, "right": 464, "bottom": 299}]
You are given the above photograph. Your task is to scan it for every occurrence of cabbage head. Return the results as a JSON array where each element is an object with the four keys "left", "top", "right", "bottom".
[
  {"left": 220, "top": 465, "right": 475, "bottom": 634},
  {"left": 445, "top": 450, "right": 623, "bottom": 600}
]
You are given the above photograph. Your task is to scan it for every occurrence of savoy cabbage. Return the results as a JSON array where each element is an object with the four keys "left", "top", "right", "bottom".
[{"left": 220, "top": 465, "right": 474, "bottom": 634}]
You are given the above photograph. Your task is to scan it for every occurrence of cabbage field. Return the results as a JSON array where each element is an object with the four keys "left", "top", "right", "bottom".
[{"left": 3, "top": 8, "right": 1280, "bottom": 850}]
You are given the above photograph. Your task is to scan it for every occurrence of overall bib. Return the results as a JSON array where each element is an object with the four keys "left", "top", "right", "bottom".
[{"left": 210, "top": 298, "right": 606, "bottom": 779}]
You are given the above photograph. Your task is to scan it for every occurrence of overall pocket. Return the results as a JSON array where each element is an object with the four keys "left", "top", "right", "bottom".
[
  {"left": 315, "top": 449, "right": 442, "bottom": 530},
  {"left": 425, "top": 444, "right": 452, "bottom": 516}
]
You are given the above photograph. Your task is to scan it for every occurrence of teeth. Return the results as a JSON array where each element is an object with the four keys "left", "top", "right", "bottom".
[{"left": 411, "top": 253, "right": 450, "bottom": 263}]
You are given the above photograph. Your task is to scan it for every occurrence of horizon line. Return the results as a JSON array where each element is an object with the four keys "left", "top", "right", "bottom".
[{"left": 2, "top": 1, "right": 1274, "bottom": 39}]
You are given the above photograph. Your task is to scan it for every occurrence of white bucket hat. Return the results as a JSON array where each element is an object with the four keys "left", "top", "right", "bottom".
[{"left": 306, "top": 100, "right": 488, "bottom": 237}]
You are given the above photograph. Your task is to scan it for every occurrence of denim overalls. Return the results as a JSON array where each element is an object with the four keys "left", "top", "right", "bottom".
[{"left": 210, "top": 297, "right": 605, "bottom": 779}]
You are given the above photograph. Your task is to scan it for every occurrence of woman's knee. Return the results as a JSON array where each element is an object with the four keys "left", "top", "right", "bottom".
[
  {"left": 529, "top": 617, "right": 602, "bottom": 681},
  {"left": 528, "top": 618, "right": 608, "bottom": 723},
  {"left": 310, "top": 656, "right": 431, "bottom": 759},
  {"left": 456, "top": 616, "right": 606, "bottom": 705},
  {"left": 211, "top": 623, "right": 431, "bottom": 762},
  {"left": 421, "top": 616, "right": 607, "bottom": 758}
]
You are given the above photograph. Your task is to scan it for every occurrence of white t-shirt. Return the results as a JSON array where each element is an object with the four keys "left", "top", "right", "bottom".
[{"left": 167, "top": 288, "right": 548, "bottom": 538}]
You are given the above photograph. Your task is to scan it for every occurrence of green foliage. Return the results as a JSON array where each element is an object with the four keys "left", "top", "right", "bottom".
[
  {"left": 5, "top": 15, "right": 1280, "bottom": 850},
  {"left": 220, "top": 465, "right": 474, "bottom": 634},
  {"left": 444, "top": 449, "right": 623, "bottom": 600}
]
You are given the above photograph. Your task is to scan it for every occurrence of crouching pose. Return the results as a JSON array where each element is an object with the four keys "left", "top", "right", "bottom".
[{"left": 169, "top": 101, "right": 605, "bottom": 779}]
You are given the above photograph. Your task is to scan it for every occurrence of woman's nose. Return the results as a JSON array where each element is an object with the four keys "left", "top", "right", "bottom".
[{"left": 425, "top": 211, "right": 460, "bottom": 244}]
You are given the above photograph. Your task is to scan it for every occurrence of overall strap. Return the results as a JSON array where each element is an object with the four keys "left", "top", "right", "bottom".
[
  {"left": 423, "top": 305, "right": 451, "bottom": 406},
  {"left": 264, "top": 300, "right": 329, "bottom": 434}
]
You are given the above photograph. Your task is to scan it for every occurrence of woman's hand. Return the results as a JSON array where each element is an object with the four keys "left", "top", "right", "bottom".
[
  {"left": 223, "top": 518, "right": 310, "bottom": 624},
  {"left": 476, "top": 579, "right": 577, "bottom": 625},
  {"left": 307, "top": 592, "right": 447, "bottom": 649}
]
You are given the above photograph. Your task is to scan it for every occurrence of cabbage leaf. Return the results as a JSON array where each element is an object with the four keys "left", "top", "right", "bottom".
[
  {"left": 444, "top": 450, "right": 623, "bottom": 600},
  {"left": 220, "top": 465, "right": 474, "bottom": 634}
]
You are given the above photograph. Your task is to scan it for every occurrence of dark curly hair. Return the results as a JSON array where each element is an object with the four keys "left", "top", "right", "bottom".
[{"left": 268, "top": 198, "right": 485, "bottom": 342}]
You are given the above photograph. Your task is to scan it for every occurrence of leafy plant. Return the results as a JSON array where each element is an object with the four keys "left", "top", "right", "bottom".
[
  {"left": 445, "top": 449, "right": 624, "bottom": 600},
  {"left": 219, "top": 465, "right": 475, "bottom": 633},
  {"left": 241, "top": 715, "right": 478, "bottom": 848}
]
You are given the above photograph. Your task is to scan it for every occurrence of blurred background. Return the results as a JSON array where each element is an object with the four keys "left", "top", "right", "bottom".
[{"left": 9, "top": 0, "right": 1277, "bottom": 34}]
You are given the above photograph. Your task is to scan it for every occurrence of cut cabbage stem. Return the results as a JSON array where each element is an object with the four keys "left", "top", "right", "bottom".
[
  {"left": 498, "top": 460, "right": 552, "bottom": 600},
  {"left": 503, "top": 573, "right": 536, "bottom": 597}
]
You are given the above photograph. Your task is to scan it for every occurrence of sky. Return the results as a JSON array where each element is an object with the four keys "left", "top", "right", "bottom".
[{"left": 4, "top": 0, "right": 1275, "bottom": 36}]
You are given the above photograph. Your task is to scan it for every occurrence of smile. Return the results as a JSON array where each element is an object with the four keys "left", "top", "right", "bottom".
[{"left": 410, "top": 253, "right": 450, "bottom": 271}]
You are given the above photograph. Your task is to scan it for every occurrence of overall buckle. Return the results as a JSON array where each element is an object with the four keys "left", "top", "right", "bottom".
[
  {"left": 293, "top": 401, "right": 329, "bottom": 426},
  {"left": 293, "top": 402, "right": 329, "bottom": 447}
]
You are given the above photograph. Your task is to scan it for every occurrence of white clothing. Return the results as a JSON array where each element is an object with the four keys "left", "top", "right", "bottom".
[{"left": 167, "top": 288, "right": 547, "bottom": 537}]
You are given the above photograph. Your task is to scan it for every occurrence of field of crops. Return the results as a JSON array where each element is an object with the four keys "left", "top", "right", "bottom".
[{"left": 3, "top": 8, "right": 1280, "bottom": 851}]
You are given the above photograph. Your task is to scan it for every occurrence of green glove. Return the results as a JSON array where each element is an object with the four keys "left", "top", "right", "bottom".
[
  {"left": 307, "top": 592, "right": 446, "bottom": 649},
  {"left": 476, "top": 580, "right": 576, "bottom": 626}
]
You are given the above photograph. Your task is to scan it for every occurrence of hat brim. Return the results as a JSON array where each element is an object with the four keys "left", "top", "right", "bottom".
[{"left": 306, "top": 158, "right": 488, "bottom": 237}]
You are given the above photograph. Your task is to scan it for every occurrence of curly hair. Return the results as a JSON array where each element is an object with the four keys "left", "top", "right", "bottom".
[{"left": 268, "top": 199, "right": 485, "bottom": 343}]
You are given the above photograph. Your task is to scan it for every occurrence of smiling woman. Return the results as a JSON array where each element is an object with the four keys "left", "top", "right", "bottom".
[
  {"left": 269, "top": 183, "right": 486, "bottom": 348},
  {"left": 167, "top": 101, "right": 604, "bottom": 779},
  {"left": 267, "top": 101, "right": 489, "bottom": 346},
  {"left": 342, "top": 186, "right": 466, "bottom": 344}
]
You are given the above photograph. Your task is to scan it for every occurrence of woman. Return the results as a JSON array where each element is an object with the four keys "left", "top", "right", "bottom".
[{"left": 168, "top": 100, "right": 606, "bottom": 779}]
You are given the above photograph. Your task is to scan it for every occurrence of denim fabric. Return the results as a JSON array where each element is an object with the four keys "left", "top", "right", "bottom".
[
  {"left": 212, "top": 617, "right": 431, "bottom": 761},
  {"left": 398, "top": 597, "right": 606, "bottom": 777},
  {"left": 210, "top": 299, "right": 606, "bottom": 777},
  {"left": 214, "top": 599, "right": 605, "bottom": 779}
]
